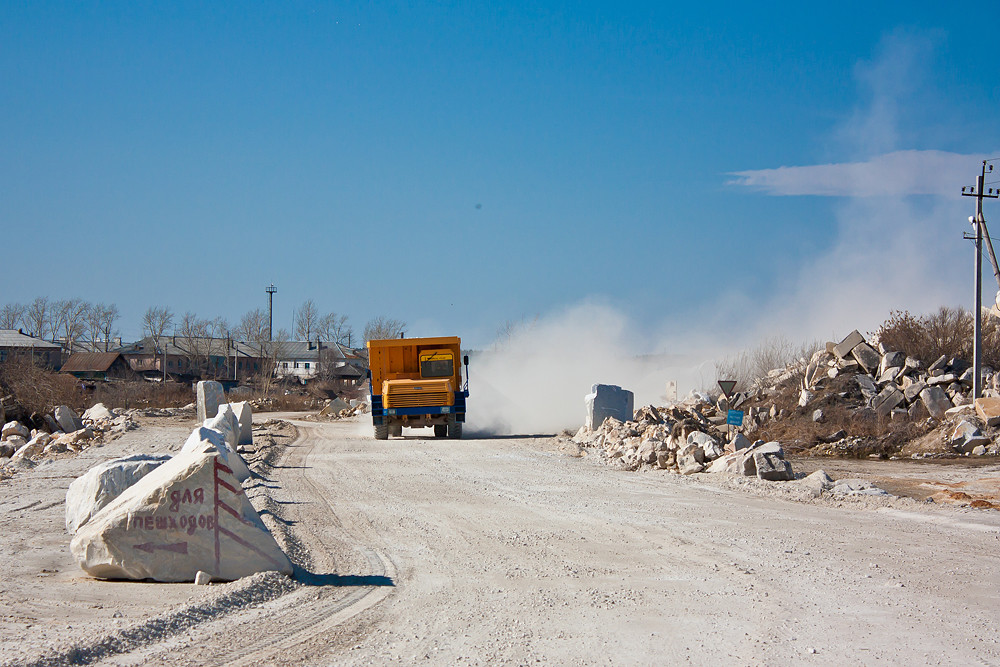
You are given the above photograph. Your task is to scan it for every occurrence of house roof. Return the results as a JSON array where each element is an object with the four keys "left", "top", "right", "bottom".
[
  {"left": 117, "top": 336, "right": 262, "bottom": 358},
  {"left": 61, "top": 352, "right": 123, "bottom": 373},
  {"left": 0, "top": 329, "right": 63, "bottom": 350},
  {"left": 273, "top": 340, "right": 353, "bottom": 361}
]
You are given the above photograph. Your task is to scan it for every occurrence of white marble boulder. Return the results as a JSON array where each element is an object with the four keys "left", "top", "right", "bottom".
[
  {"left": 231, "top": 401, "right": 253, "bottom": 446},
  {"left": 54, "top": 405, "right": 84, "bottom": 433},
  {"left": 82, "top": 403, "right": 114, "bottom": 422},
  {"left": 204, "top": 404, "right": 239, "bottom": 450},
  {"left": 181, "top": 426, "right": 251, "bottom": 483},
  {"left": 66, "top": 454, "right": 172, "bottom": 534},
  {"left": 70, "top": 447, "right": 292, "bottom": 582},
  {"left": 196, "top": 381, "right": 225, "bottom": 423}
]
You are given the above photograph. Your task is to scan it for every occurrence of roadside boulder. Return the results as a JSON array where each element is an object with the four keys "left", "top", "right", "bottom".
[
  {"left": 70, "top": 447, "right": 292, "bottom": 582},
  {"left": 950, "top": 420, "right": 990, "bottom": 454},
  {"left": 2, "top": 421, "right": 29, "bottom": 440},
  {"left": 65, "top": 454, "right": 172, "bottom": 534},
  {"left": 754, "top": 448, "right": 794, "bottom": 481},
  {"left": 585, "top": 384, "right": 635, "bottom": 431},
  {"left": 196, "top": 381, "right": 225, "bottom": 423},
  {"left": 688, "top": 431, "right": 723, "bottom": 460},
  {"left": 975, "top": 397, "right": 1000, "bottom": 428},
  {"left": 677, "top": 443, "right": 705, "bottom": 475},
  {"left": 204, "top": 404, "right": 239, "bottom": 450},
  {"left": 82, "top": 403, "right": 114, "bottom": 422},
  {"left": 920, "top": 386, "right": 953, "bottom": 420},
  {"left": 181, "top": 426, "right": 251, "bottom": 483},
  {"left": 54, "top": 405, "right": 84, "bottom": 434},
  {"left": 231, "top": 402, "right": 253, "bottom": 446}
]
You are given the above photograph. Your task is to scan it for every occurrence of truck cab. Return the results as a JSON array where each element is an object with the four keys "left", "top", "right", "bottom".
[{"left": 367, "top": 336, "right": 469, "bottom": 439}]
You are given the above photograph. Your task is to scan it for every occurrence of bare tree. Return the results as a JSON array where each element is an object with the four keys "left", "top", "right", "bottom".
[
  {"left": 85, "top": 303, "right": 104, "bottom": 350},
  {"left": 98, "top": 304, "right": 120, "bottom": 351},
  {"left": 23, "top": 297, "right": 50, "bottom": 339},
  {"left": 256, "top": 328, "right": 289, "bottom": 397},
  {"left": 142, "top": 306, "right": 174, "bottom": 349},
  {"left": 295, "top": 300, "right": 319, "bottom": 340},
  {"left": 236, "top": 309, "right": 269, "bottom": 344},
  {"left": 0, "top": 303, "right": 25, "bottom": 330},
  {"left": 318, "top": 312, "right": 353, "bottom": 345},
  {"left": 55, "top": 299, "right": 90, "bottom": 351},
  {"left": 363, "top": 316, "right": 406, "bottom": 343},
  {"left": 179, "top": 312, "right": 211, "bottom": 376}
]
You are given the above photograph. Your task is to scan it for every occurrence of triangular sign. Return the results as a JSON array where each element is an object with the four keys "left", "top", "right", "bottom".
[{"left": 718, "top": 380, "right": 737, "bottom": 399}]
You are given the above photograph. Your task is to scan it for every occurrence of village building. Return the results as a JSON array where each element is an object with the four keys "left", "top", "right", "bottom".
[
  {"left": 60, "top": 352, "right": 136, "bottom": 381},
  {"left": 0, "top": 329, "right": 64, "bottom": 369},
  {"left": 116, "top": 336, "right": 265, "bottom": 382}
]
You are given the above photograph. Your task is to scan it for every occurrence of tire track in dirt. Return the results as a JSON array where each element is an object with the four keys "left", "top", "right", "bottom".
[{"left": 137, "top": 421, "right": 397, "bottom": 667}]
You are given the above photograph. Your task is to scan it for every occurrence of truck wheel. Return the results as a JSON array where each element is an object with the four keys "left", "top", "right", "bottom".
[
  {"left": 447, "top": 421, "right": 463, "bottom": 439},
  {"left": 390, "top": 425, "right": 403, "bottom": 438},
  {"left": 434, "top": 425, "right": 447, "bottom": 438},
  {"left": 374, "top": 425, "right": 389, "bottom": 440}
]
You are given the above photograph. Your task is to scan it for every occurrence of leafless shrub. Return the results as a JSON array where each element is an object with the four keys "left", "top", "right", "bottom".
[
  {"left": 0, "top": 356, "right": 82, "bottom": 413},
  {"left": 872, "top": 306, "right": 1000, "bottom": 367}
]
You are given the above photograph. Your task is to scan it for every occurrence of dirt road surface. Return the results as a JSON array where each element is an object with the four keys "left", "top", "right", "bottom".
[{"left": 3, "top": 416, "right": 1000, "bottom": 666}]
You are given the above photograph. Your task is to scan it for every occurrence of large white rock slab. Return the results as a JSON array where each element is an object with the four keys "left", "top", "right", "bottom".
[
  {"left": 54, "top": 405, "right": 84, "bottom": 433},
  {"left": 181, "top": 426, "right": 251, "bottom": 483},
  {"left": 2, "top": 421, "right": 30, "bottom": 440},
  {"left": 231, "top": 402, "right": 253, "bottom": 446},
  {"left": 196, "top": 381, "right": 225, "bottom": 423},
  {"left": 82, "top": 403, "right": 114, "bottom": 422},
  {"left": 584, "top": 384, "right": 635, "bottom": 430},
  {"left": 204, "top": 403, "right": 239, "bottom": 450},
  {"left": 66, "top": 454, "right": 172, "bottom": 534},
  {"left": 70, "top": 447, "right": 291, "bottom": 582}
]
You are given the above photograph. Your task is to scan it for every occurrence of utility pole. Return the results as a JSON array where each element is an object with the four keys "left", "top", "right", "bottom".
[
  {"left": 266, "top": 283, "right": 277, "bottom": 342},
  {"left": 962, "top": 160, "right": 998, "bottom": 400}
]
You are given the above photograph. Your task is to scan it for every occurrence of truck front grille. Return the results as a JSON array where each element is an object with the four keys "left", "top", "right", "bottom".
[{"left": 385, "top": 391, "right": 450, "bottom": 408}]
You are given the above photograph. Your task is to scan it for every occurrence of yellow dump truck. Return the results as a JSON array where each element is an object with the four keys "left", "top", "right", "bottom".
[{"left": 367, "top": 336, "right": 469, "bottom": 439}]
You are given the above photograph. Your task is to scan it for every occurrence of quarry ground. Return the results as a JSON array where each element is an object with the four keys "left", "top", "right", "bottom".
[{"left": 2, "top": 415, "right": 1000, "bottom": 666}]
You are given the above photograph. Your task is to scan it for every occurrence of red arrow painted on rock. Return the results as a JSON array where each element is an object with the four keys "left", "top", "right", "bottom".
[{"left": 132, "top": 541, "right": 188, "bottom": 554}]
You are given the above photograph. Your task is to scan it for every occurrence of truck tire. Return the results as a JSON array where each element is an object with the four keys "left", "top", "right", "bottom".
[
  {"left": 447, "top": 421, "right": 462, "bottom": 439},
  {"left": 374, "top": 424, "right": 389, "bottom": 440},
  {"left": 434, "top": 425, "right": 447, "bottom": 438},
  {"left": 390, "top": 425, "right": 403, "bottom": 438}
]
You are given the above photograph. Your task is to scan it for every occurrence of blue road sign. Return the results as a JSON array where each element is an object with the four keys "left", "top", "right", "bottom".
[{"left": 727, "top": 410, "right": 744, "bottom": 426}]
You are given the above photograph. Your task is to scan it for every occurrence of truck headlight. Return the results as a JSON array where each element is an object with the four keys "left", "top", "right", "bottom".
[
  {"left": 387, "top": 409, "right": 396, "bottom": 415},
  {"left": 441, "top": 407, "right": 450, "bottom": 413}
]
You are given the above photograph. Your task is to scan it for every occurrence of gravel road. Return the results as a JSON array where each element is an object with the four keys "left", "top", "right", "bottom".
[{"left": 3, "top": 416, "right": 1000, "bottom": 665}]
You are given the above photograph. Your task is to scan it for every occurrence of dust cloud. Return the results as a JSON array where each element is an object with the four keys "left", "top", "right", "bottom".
[{"left": 466, "top": 302, "right": 718, "bottom": 436}]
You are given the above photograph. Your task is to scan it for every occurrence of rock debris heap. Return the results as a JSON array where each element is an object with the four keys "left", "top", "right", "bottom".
[
  {"left": 741, "top": 329, "right": 1000, "bottom": 457},
  {"left": 1, "top": 402, "right": 139, "bottom": 471},
  {"left": 66, "top": 381, "right": 292, "bottom": 583},
  {"left": 573, "top": 395, "right": 794, "bottom": 481}
]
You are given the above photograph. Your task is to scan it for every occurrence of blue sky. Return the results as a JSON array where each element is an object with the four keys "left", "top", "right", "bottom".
[{"left": 3, "top": 2, "right": 999, "bottom": 350}]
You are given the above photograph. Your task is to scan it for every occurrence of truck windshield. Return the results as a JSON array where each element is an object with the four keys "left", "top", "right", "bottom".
[{"left": 420, "top": 353, "right": 454, "bottom": 378}]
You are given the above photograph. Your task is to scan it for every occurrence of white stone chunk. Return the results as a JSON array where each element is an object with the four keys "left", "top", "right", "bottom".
[
  {"left": 2, "top": 421, "right": 30, "bottom": 440},
  {"left": 196, "top": 381, "right": 225, "bottom": 423},
  {"left": 231, "top": 402, "right": 253, "bottom": 446},
  {"left": 181, "top": 426, "right": 251, "bottom": 483},
  {"left": 70, "top": 447, "right": 292, "bottom": 582},
  {"left": 54, "top": 405, "right": 84, "bottom": 433},
  {"left": 65, "top": 454, "right": 172, "bottom": 534},
  {"left": 204, "top": 404, "right": 239, "bottom": 450},
  {"left": 82, "top": 403, "right": 114, "bottom": 422}
]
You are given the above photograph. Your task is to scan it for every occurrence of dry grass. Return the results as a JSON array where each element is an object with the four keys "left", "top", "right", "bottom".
[{"left": 715, "top": 336, "right": 821, "bottom": 393}]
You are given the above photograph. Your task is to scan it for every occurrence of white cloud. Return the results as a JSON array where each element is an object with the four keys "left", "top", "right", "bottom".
[{"left": 728, "top": 150, "right": 990, "bottom": 197}]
